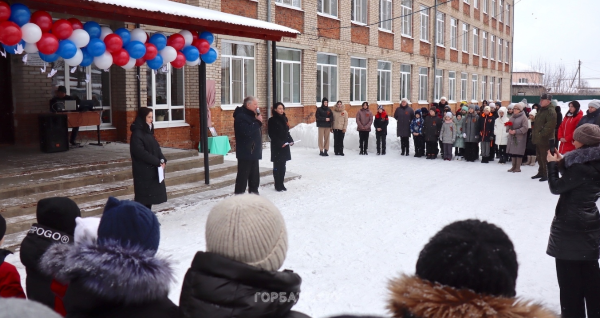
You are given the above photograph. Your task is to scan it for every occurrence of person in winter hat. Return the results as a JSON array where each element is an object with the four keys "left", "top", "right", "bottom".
[
  {"left": 524, "top": 109, "right": 538, "bottom": 167},
  {"left": 374, "top": 105, "right": 389, "bottom": 155},
  {"left": 73, "top": 217, "right": 100, "bottom": 246},
  {"left": 179, "top": 195, "right": 309, "bottom": 318},
  {"left": 488, "top": 103, "right": 499, "bottom": 160},
  {"left": 478, "top": 106, "right": 496, "bottom": 163},
  {"left": 531, "top": 94, "right": 557, "bottom": 182},
  {"left": 558, "top": 101, "right": 583, "bottom": 154},
  {"left": 453, "top": 112, "right": 466, "bottom": 160},
  {"left": 394, "top": 98, "right": 415, "bottom": 156},
  {"left": 40, "top": 197, "right": 178, "bottom": 318},
  {"left": 410, "top": 109, "right": 425, "bottom": 158},
  {"left": 506, "top": 103, "right": 529, "bottom": 173},
  {"left": 507, "top": 103, "right": 515, "bottom": 118},
  {"left": 0, "top": 214, "right": 26, "bottom": 299},
  {"left": 420, "top": 107, "right": 429, "bottom": 119},
  {"left": 0, "top": 298, "right": 62, "bottom": 318},
  {"left": 356, "top": 102, "right": 373, "bottom": 155},
  {"left": 546, "top": 124, "right": 600, "bottom": 317},
  {"left": 387, "top": 219, "right": 556, "bottom": 318},
  {"left": 494, "top": 107, "right": 510, "bottom": 164},
  {"left": 577, "top": 100, "right": 600, "bottom": 128},
  {"left": 316, "top": 97, "right": 334, "bottom": 156},
  {"left": 331, "top": 100, "right": 348, "bottom": 156},
  {"left": 439, "top": 112, "right": 456, "bottom": 161},
  {"left": 20, "top": 197, "right": 80, "bottom": 311},
  {"left": 423, "top": 109, "right": 442, "bottom": 159},
  {"left": 463, "top": 105, "right": 481, "bottom": 162}
]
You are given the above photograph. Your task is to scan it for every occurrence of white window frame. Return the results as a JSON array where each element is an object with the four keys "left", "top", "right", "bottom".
[
  {"left": 436, "top": 12, "right": 445, "bottom": 46},
  {"left": 448, "top": 71, "right": 456, "bottom": 102},
  {"left": 418, "top": 67, "right": 428, "bottom": 103},
  {"left": 276, "top": 48, "right": 302, "bottom": 106},
  {"left": 463, "top": 0, "right": 469, "bottom": 3},
  {"left": 489, "top": 77, "right": 495, "bottom": 101},
  {"left": 474, "top": 0, "right": 479, "bottom": 9},
  {"left": 400, "top": 64, "right": 411, "bottom": 100},
  {"left": 377, "top": 61, "right": 392, "bottom": 103},
  {"left": 491, "top": 0, "right": 496, "bottom": 17},
  {"left": 518, "top": 78, "right": 528, "bottom": 84},
  {"left": 420, "top": 5, "right": 429, "bottom": 42},
  {"left": 450, "top": 18, "right": 457, "bottom": 49},
  {"left": 380, "top": 0, "right": 393, "bottom": 31},
  {"left": 352, "top": 0, "right": 368, "bottom": 25},
  {"left": 350, "top": 57, "right": 367, "bottom": 104},
  {"left": 497, "top": 78, "right": 502, "bottom": 101},
  {"left": 316, "top": 53, "right": 338, "bottom": 106},
  {"left": 505, "top": 41, "right": 509, "bottom": 63},
  {"left": 148, "top": 64, "right": 186, "bottom": 126},
  {"left": 499, "top": 0, "right": 503, "bottom": 22},
  {"left": 498, "top": 38, "right": 503, "bottom": 62},
  {"left": 482, "top": 31, "right": 487, "bottom": 58},
  {"left": 318, "top": 0, "right": 338, "bottom": 18},
  {"left": 434, "top": 69, "right": 443, "bottom": 101},
  {"left": 401, "top": 0, "right": 412, "bottom": 37},
  {"left": 481, "top": 75, "right": 486, "bottom": 101},
  {"left": 462, "top": 23, "right": 469, "bottom": 53},
  {"left": 473, "top": 28, "right": 479, "bottom": 55},
  {"left": 276, "top": 0, "right": 301, "bottom": 9},
  {"left": 471, "top": 74, "right": 478, "bottom": 102},
  {"left": 490, "top": 35, "right": 495, "bottom": 60},
  {"left": 506, "top": 4, "right": 510, "bottom": 26},
  {"left": 483, "top": 0, "right": 488, "bottom": 13},
  {"left": 221, "top": 41, "right": 256, "bottom": 111},
  {"left": 461, "top": 72, "right": 468, "bottom": 101}
]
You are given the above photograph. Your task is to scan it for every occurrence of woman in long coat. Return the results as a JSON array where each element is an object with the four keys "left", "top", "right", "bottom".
[
  {"left": 506, "top": 103, "right": 529, "bottom": 173},
  {"left": 130, "top": 107, "right": 167, "bottom": 210},
  {"left": 268, "top": 102, "right": 294, "bottom": 192},
  {"left": 463, "top": 105, "right": 480, "bottom": 162}
]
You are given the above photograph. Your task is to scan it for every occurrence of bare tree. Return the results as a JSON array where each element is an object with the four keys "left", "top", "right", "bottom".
[{"left": 529, "top": 60, "right": 587, "bottom": 94}]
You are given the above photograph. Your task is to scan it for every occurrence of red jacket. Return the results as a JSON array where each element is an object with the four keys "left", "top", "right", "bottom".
[
  {"left": 558, "top": 110, "right": 583, "bottom": 154},
  {"left": 0, "top": 250, "right": 26, "bottom": 299}
]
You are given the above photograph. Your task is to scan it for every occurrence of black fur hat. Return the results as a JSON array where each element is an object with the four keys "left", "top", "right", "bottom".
[{"left": 415, "top": 219, "right": 518, "bottom": 297}]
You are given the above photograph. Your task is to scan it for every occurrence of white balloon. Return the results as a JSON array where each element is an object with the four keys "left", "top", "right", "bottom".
[
  {"left": 121, "top": 57, "right": 136, "bottom": 70},
  {"left": 68, "top": 29, "right": 90, "bottom": 48},
  {"left": 130, "top": 28, "right": 147, "bottom": 43},
  {"left": 65, "top": 49, "right": 84, "bottom": 66},
  {"left": 186, "top": 58, "right": 200, "bottom": 66},
  {"left": 21, "top": 23, "right": 42, "bottom": 43},
  {"left": 179, "top": 30, "right": 193, "bottom": 47},
  {"left": 100, "top": 27, "right": 113, "bottom": 40},
  {"left": 93, "top": 51, "right": 113, "bottom": 70},
  {"left": 159, "top": 46, "right": 177, "bottom": 64},
  {"left": 24, "top": 42, "right": 39, "bottom": 54}
]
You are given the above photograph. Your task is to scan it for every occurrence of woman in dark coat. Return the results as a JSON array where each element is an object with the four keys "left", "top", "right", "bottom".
[
  {"left": 423, "top": 109, "right": 442, "bottom": 159},
  {"left": 130, "top": 107, "right": 167, "bottom": 210},
  {"left": 547, "top": 123, "right": 600, "bottom": 318},
  {"left": 268, "top": 102, "right": 294, "bottom": 192}
]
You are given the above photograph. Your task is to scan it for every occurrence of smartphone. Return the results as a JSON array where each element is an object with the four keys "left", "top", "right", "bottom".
[
  {"left": 549, "top": 139, "right": 556, "bottom": 155},
  {"left": 256, "top": 108, "right": 260, "bottom": 115}
]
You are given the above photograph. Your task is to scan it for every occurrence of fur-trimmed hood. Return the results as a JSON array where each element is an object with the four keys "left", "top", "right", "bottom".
[
  {"left": 39, "top": 240, "right": 174, "bottom": 304},
  {"left": 387, "top": 275, "right": 557, "bottom": 318},
  {"left": 563, "top": 145, "right": 600, "bottom": 168}
]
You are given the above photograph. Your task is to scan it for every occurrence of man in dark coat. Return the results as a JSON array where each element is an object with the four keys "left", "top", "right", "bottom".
[
  {"left": 315, "top": 97, "right": 334, "bottom": 156},
  {"left": 234, "top": 96, "right": 263, "bottom": 194},
  {"left": 577, "top": 100, "right": 600, "bottom": 128},
  {"left": 531, "top": 93, "right": 557, "bottom": 181},
  {"left": 393, "top": 98, "right": 414, "bottom": 156},
  {"left": 49, "top": 86, "right": 79, "bottom": 146},
  {"left": 463, "top": 105, "right": 481, "bottom": 162},
  {"left": 268, "top": 102, "right": 294, "bottom": 192},
  {"left": 479, "top": 106, "right": 496, "bottom": 163},
  {"left": 423, "top": 109, "right": 442, "bottom": 159}
]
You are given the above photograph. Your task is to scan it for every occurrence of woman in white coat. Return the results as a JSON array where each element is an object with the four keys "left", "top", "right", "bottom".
[{"left": 494, "top": 107, "right": 510, "bottom": 164}]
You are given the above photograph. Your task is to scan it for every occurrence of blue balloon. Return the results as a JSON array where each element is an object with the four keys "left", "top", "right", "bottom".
[
  {"left": 201, "top": 48, "right": 218, "bottom": 64},
  {"left": 80, "top": 48, "right": 94, "bottom": 67},
  {"left": 9, "top": 4, "right": 31, "bottom": 27},
  {"left": 198, "top": 31, "right": 214, "bottom": 45},
  {"left": 57, "top": 40, "right": 78, "bottom": 59},
  {"left": 84, "top": 21, "right": 102, "bottom": 39},
  {"left": 125, "top": 41, "right": 146, "bottom": 59},
  {"left": 149, "top": 33, "right": 167, "bottom": 51},
  {"left": 114, "top": 28, "right": 131, "bottom": 46},
  {"left": 86, "top": 38, "right": 106, "bottom": 57},
  {"left": 182, "top": 46, "right": 200, "bottom": 62},
  {"left": 146, "top": 55, "right": 163, "bottom": 70},
  {"left": 2, "top": 40, "right": 25, "bottom": 54},
  {"left": 39, "top": 51, "right": 59, "bottom": 63}
]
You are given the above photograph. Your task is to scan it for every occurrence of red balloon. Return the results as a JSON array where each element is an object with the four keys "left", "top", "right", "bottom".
[
  {"left": 135, "top": 58, "right": 145, "bottom": 67},
  {"left": 68, "top": 18, "right": 84, "bottom": 30},
  {"left": 0, "top": 21, "right": 21, "bottom": 46},
  {"left": 104, "top": 33, "right": 123, "bottom": 53},
  {"left": 190, "top": 30, "right": 198, "bottom": 41},
  {"left": 36, "top": 33, "right": 59, "bottom": 55},
  {"left": 192, "top": 39, "right": 210, "bottom": 55},
  {"left": 0, "top": 1, "right": 10, "bottom": 22},
  {"left": 167, "top": 33, "right": 185, "bottom": 51},
  {"left": 143, "top": 42, "right": 157, "bottom": 60},
  {"left": 171, "top": 51, "right": 186, "bottom": 69},
  {"left": 51, "top": 19, "right": 73, "bottom": 40},
  {"left": 112, "top": 48, "right": 130, "bottom": 66},
  {"left": 30, "top": 11, "right": 53, "bottom": 33}
]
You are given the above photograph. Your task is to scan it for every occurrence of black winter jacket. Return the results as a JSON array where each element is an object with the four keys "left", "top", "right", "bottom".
[
  {"left": 373, "top": 111, "right": 389, "bottom": 136},
  {"left": 234, "top": 106, "right": 263, "bottom": 160},
  {"left": 478, "top": 113, "right": 496, "bottom": 142},
  {"left": 577, "top": 109, "right": 600, "bottom": 128},
  {"left": 268, "top": 113, "right": 294, "bottom": 162},
  {"left": 547, "top": 145, "right": 600, "bottom": 260},
  {"left": 130, "top": 117, "right": 167, "bottom": 205},
  {"left": 315, "top": 105, "right": 334, "bottom": 128},
  {"left": 423, "top": 116, "right": 442, "bottom": 142},
  {"left": 179, "top": 252, "right": 310, "bottom": 318}
]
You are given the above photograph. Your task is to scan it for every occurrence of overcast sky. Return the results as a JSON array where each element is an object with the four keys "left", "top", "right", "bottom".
[{"left": 513, "top": 0, "right": 600, "bottom": 87}]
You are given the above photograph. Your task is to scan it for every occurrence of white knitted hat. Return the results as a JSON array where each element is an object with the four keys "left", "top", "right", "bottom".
[{"left": 205, "top": 194, "right": 288, "bottom": 272}]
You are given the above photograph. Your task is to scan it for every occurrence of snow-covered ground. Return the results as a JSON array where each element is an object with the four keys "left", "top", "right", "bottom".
[{"left": 6, "top": 100, "right": 596, "bottom": 317}]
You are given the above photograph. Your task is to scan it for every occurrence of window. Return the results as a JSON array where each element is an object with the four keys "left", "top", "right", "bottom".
[
  {"left": 401, "top": 0, "right": 412, "bottom": 36},
  {"left": 461, "top": 73, "right": 468, "bottom": 101},
  {"left": 474, "top": 0, "right": 479, "bottom": 9},
  {"left": 317, "top": 53, "right": 338, "bottom": 104},
  {"left": 473, "top": 28, "right": 479, "bottom": 55},
  {"left": 498, "top": 38, "right": 503, "bottom": 62},
  {"left": 450, "top": 18, "right": 457, "bottom": 49},
  {"left": 463, "top": 0, "right": 469, "bottom": 3},
  {"left": 448, "top": 72, "right": 456, "bottom": 102},
  {"left": 483, "top": 0, "right": 488, "bottom": 13},
  {"left": 471, "top": 74, "right": 478, "bottom": 101},
  {"left": 377, "top": 61, "right": 392, "bottom": 102},
  {"left": 481, "top": 75, "right": 486, "bottom": 101},
  {"left": 400, "top": 64, "right": 411, "bottom": 100},
  {"left": 350, "top": 57, "right": 367, "bottom": 102},
  {"left": 490, "top": 35, "right": 495, "bottom": 60},
  {"left": 436, "top": 12, "right": 444, "bottom": 45},
  {"left": 221, "top": 42, "right": 255, "bottom": 107},
  {"left": 419, "top": 67, "right": 428, "bottom": 102},
  {"left": 482, "top": 31, "right": 487, "bottom": 57},
  {"left": 434, "top": 69, "right": 443, "bottom": 101},
  {"left": 506, "top": 4, "right": 510, "bottom": 25},
  {"left": 489, "top": 77, "right": 495, "bottom": 101},
  {"left": 276, "top": 48, "right": 301, "bottom": 105},
  {"left": 518, "top": 78, "right": 528, "bottom": 84},
  {"left": 462, "top": 23, "right": 469, "bottom": 52},
  {"left": 491, "top": 0, "right": 496, "bottom": 16},
  {"left": 276, "top": 0, "right": 301, "bottom": 8},
  {"left": 318, "top": 0, "right": 338, "bottom": 17},
  {"left": 147, "top": 65, "right": 185, "bottom": 123},
  {"left": 352, "top": 0, "right": 368, "bottom": 24},
  {"left": 420, "top": 5, "right": 429, "bottom": 42},
  {"left": 499, "top": 0, "right": 503, "bottom": 22},
  {"left": 505, "top": 41, "right": 509, "bottom": 63},
  {"left": 380, "top": 0, "right": 392, "bottom": 31},
  {"left": 497, "top": 78, "right": 502, "bottom": 100}
]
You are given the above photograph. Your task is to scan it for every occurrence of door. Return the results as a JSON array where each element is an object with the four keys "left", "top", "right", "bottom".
[{"left": 0, "top": 56, "right": 14, "bottom": 144}]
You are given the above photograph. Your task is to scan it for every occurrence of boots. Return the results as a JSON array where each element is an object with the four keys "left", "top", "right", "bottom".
[
  {"left": 528, "top": 156, "right": 536, "bottom": 166},
  {"left": 508, "top": 158, "right": 517, "bottom": 172},
  {"left": 514, "top": 157, "right": 522, "bottom": 172},
  {"left": 323, "top": 150, "right": 329, "bottom": 156}
]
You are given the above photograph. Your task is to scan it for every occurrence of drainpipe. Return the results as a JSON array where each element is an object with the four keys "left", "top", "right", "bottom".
[
  {"left": 266, "top": 0, "right": 272, "bottom": 119},
  {"left": 509, "top": 2, "right": 515, "bottom": 102},
  {"left": 431, "top": 0, "right": 438, "bottom": 104},
  {"left": 135, "top": 23, "right": 141, "bottom": 110}
]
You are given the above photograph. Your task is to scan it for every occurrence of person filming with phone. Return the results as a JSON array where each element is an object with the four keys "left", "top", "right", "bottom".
[
  {"left": 233, "top": 96, "right": 263, "bottom": 195},
  {"left": 531, "top": 93, "right": 557, "bottom": 182}
]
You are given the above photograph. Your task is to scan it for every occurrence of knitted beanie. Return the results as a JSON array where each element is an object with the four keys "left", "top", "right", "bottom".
[
  {"left": 507, "top": 103, "right": 515, "bottom": 109},
  {"left": 574, "top": 124, "right": 600, "bottom": 147},
  {"left": 588, "top": 100, "right": 600, "bottom": 110},
  {"left": 206, "top": 194, "right": 288, "bottom": 272},
  {"left": 36, "top": 197, "right": 81, "bottom": 236},
  {"left": 484, "top": 106, "right": 491, "bottom": 112},
  {"left": 416, "top": 219, "right": 518, "bottom": 297},
  {"left": 461, "top": 106, "right": 468, "bottom": 112},
  {"left": 445, "top": 112, "right": 453, "bottom": 118},
  {"left": 529, "top": 109, "right": 537, "bottom": 117},
  {"left": 0, "top": 298, "right": 62, "bottom": 318},
  {"left": 401, "top": 98, "right": 410, "bottom": 104},
  {"left": 513, "top": 102, "right": 525, "bottom": 111},
  {"left": 74, "top": 217, "right": 100, "bottom": 245},
  {"left": 499, "top": 107, "right": 508, "bottom": 115}
]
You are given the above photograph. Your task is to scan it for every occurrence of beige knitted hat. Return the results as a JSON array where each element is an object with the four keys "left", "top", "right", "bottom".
[
  {"left": 574, "top": 124, "right": 600, "bottom": 146},
  {"left": 205, "top": 194, "right": 288, "bottom": 272}
]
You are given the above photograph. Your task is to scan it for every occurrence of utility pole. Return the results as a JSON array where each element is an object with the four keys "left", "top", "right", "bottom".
[{"left": 578, "top": 60, "right": 581, "bottom": 91}]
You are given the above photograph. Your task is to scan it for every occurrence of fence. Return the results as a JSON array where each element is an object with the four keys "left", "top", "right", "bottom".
[{"left": 512, "top": 95, "right": 600, "bottom": 104}]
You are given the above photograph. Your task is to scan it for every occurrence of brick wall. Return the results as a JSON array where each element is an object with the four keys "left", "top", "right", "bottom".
[
  {"left": 221, "top": 0, "right": 257, "bottom": 19},
  {"left": 351, "top": 25, "right": 369, "bottom": 45},
  {"left": 378, "top": 31, "right": 394, "bottom": 50},
  {"left": 401, "top": 37, "right": 414, "bottom": 54},
  {"left": 463, "top": 3, "right": 470, "bottom": 16},
  {"left": 452, "top": 0, "right": 460, "bottom": 11},
  {"left": 275, "top": 5, "right": 304, "bottom": 33},
  {"left": 462, "top": 52, "right": 469, "bottom": 65},
  {"left": 473, "top": 56, "right": 479, "bottom": 67},
  {"left": 483, "top": 58, "right": 488, "bottom": 68},
  {"left": 317, "top": 15, "right": 340, "bottom": 40},
  {"left": 420, "top": 41, "right": 431, "bottom": 56},
  {"left": 437, "top": 46, "right": 445, "bottom": 60},
  {"left": 450, "top": 49, "right": 458, "bottom": 62}
]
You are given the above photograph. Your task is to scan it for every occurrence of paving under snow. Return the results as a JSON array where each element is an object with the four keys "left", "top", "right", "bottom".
[{"left": 6, "top": 100, "right": 595, "bottom": 317}]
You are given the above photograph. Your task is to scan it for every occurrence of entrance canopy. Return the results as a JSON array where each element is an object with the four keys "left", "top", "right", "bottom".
[{"left": 17, "top": 0, "right": 300, "bottom": 41}]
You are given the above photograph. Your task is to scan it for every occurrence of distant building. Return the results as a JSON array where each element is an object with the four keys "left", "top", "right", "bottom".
[{"left": 512, "top": 71, "right": 547, "bottom": 96}]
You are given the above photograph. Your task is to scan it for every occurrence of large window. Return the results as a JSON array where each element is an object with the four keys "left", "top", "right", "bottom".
[
  {"left": 489, "top": 77, "right": 495, "bottom": 101},
  {"left": 380, "top": 0, "right": 392, "bottom": 31},
  {"left": 481, "top": 75, "right": 486, "bottom": 101},
  {"left": 499, "top": 0, "right": 503, "bottom": 22},
  {"left": 474, "top": 0, "right": 479, "bottom": 9},
  {"left": 450, "top": 18, "right": 457, "bottom": 49},
  {"left": 420, "top": 5, "right": 429, "bottom": 42},
  {"left": 436, "top": 12, "right": 445, "bottom": 45},
  {"left": 471, "top": 74, "right": 478, "bottom": 101},
  {"left": 400, "top": 64, "right": 411, "bottom": 100},
  {"left": 448, "top": 71, "right": 456, "bottom": 102},
  {"left": 377, "top": 61, "right": 392, "bottom": 103},
  {"left": 401, "top": 0, "right": 412, "bottom": 37},
  {"left": 461, "top": 73, "right": 468, "bottom": 101},
  {"left": 482, "top": 31, "right": 487, "bottom": 57},
  {"left": 147, "top": 65, "right": 185, "bottom": 123},
  {"left": 505, "top": 41, "right": 509, "bottom": 63},
  {"left": 473, "top": 28, "right": 479, "bottom": 55},
  {"left": 434, "top": 69, "right": 443, "bottom": 101},
  {"left": 491, "top": 0, "right": 496, "bottom": 16},
  {"left": 419, "top": 67, "right": 428, "bottom": 102},
  {"left": 497, "top": 78, "right": 502, "bottom": 100},
  {"left": 352, "top": 0, "right": 368, "bottom": 24},
  {"left": 490, "top": 35, "right": 495, "bottom": 60},
  {"left": 350, "top": 57, "right": 367, "bottom": 102},
  {"left": 276, "top": 48, "right": 301, "bottom": 105},
  {"left": 316, "top": 53, "right": 338, "bottom": 104},
  {"left": 221, "top": 42, "right": 255, "bottom": 107},
  {"left": 498, "top": 38, "right": 503, "bottom": 62},
  {"left": 506, "top": 4, "right": 510, "bottom": 25},
  {"left": 483, "top": 0, "right": 488, "bottom": 13},
  {"left": 318, "top": 0, "right": 338, "bottom": 17},
  {"left": 276, "top": 0, "right": 301, "bottom": 8},
  {"left": 462, "top": 23, "right": 469, "bottom": 52}
]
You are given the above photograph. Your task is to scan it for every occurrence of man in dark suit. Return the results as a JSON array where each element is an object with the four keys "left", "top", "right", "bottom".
[
  {"left": 49, "top": 86, "right": 79, "bottom": 147},
  {"left": 233, "top": 96, "right": 263, "bottom": 194}
]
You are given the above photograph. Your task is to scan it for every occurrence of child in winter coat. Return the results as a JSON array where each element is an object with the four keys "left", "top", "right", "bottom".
[
  {"left": 411, "top": 110, "right": 425, "bottom": 157},
  {"left": 0, "top": 214, "right": 26, "bottom": 299},
  {"left": 453, "top": 112, "right": 466, "bottom": 160},
  {"left": 423, "top": 109, "right": 443, "bottom": 159},
  {"left": 440, "top": 112, "right": 457, "bottom": 161},
  {"left": 356, "top": 102, "right": 374, "bottom": 155},
  {"left": 374, "top": 105, "right": 389, "bottom": 155},
  {"left": 494, "top": 107, "right": 510, "bottom": 164},
  {"left": 479, "top": 106, "right": 496, "bottom": 163}
]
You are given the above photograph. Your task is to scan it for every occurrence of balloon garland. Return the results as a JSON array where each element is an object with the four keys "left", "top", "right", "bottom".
[{"left": 0, "top": 1, "right": 218, "bottom": 71}]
